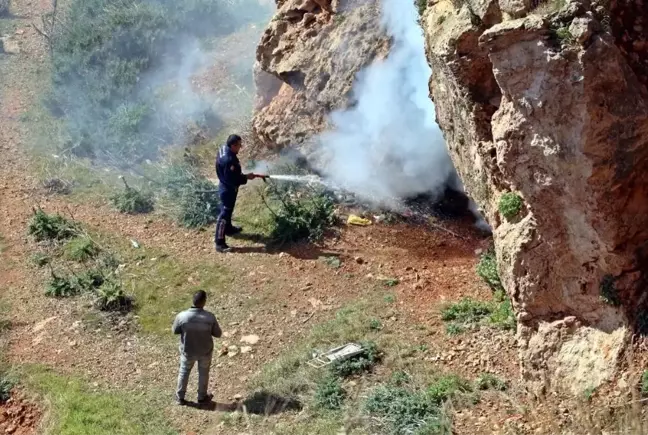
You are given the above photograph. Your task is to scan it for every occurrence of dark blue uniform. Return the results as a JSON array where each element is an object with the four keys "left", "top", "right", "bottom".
[{"left": 215, "top": 144, "right": 248, "bottom": 245}]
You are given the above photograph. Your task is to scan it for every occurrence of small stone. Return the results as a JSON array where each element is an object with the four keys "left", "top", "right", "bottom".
[
  {"left": 240, "top": 334, "right": 260, "bottom": 345},
  {"left": 354, "top": 256, "right": 364, "bottom": 264},
  {"left": 241, "top": 346, "right": 253, "bottom": 354},
  {"left": 234, "top": 394, "right": 243, "bottom": 400}
]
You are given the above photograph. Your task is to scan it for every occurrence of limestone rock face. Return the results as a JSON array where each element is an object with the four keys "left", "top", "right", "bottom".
[
  {"left": 424, "top": 0, "right": 648, "bottom": 394},
  {"left": 252, "top": 0, "right": 389, "bottom": 150}
]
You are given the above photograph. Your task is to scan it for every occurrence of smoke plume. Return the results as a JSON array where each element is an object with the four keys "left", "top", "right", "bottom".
[{"left": 316, "top": 0, "right": 455, "bottom": 208}]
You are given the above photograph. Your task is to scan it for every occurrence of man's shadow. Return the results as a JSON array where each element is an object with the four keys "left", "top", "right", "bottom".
[
  {"left": 183, "top": 391, "right": 302, "bottom": 415},
  {"left": 229, "top": 233, "right": 330, "bottom": 260}
]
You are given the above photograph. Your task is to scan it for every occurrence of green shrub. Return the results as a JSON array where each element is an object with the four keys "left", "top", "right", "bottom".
[
  {"left": 75, "top": 269, "right": 106, "bottom": 291},
  {"left": 28, "top": 209, "right": 78, "bottom": 241},
  {"left": 498, "top": 192, "right": 523, "bottom": 220},
  {"left": 369, "top": 319, "right": 382, "bottom": 331},
  {"left": 47, "top": 0, "right": 261, "bottom": 162},
  {"left": 95, "top": 280, "right": 132, "bottom": 312},
  {"left": 600, "top": 274, "right": 621, "bottom": 306},
  {"left": 31, "top": 252, "right": 51, "bottom": 267},
  {"left": 382, "top": 278, "right": 400, "bottom": 287},
  {"left": 427, "top": 375, "right": 474, "bottom": 405},
  {"left": 441, "top": 297, "right": 515, "bottom": 332},
  {"left": 0, "top": 373, "right": 14, "bottom": 403},
  {"left": 45, "top": 275, "right": 80, "bottom": 298},
  {"left": 475, "top": 373, "right": 507, "bottom": 391},
  {"left": 554, "top": 26, "right": 575, "bottom": 44},
  {"left": 267, "top": 185, "right": 336, "bottom": 245},
  {"left": 331, "top": 341, "right": 380, "bottom": 378},
  {"left": 314, "top": 375, "right": 346, "bottom": 410},
  {"left": 641, "top": 370, "right": 648, "bottom": 397},
  {"left": 416, "top": 0, "right": 427, "bottom": 16},
  {"left": 64, "top": 236, "right": 100, "bottom": 262},
  {"left": 441, "top": 299, "right": 493, "bottom": 323},
  {"left": 160, "top": 164, "right": 220, "bottom": 228},
  {"left": 476, "top": 250, "right": 504, "bottom": 293},
  {"left": 365, "top": 385, "right": 449, "bottom": 435},
  {"left": 110, "top": 185, "right": 154, "bottom": 214}
]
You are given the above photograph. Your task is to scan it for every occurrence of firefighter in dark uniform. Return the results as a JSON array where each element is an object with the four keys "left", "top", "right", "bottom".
[{"left": 214, "top": 134, "right": 259, "bottom": 252}]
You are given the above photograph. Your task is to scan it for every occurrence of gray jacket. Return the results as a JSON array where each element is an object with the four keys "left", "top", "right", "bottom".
[{"left": 172, "top": 307, "right": 222, "bottom": 357}]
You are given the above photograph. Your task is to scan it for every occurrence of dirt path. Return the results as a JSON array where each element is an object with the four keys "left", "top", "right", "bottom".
[{"left": 0, "top": 2, "right": 530, "bottom": 435}]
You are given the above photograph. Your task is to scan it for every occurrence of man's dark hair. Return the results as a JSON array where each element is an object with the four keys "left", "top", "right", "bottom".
[
  {"left": 226, "top": 134, "right": 242, "bottom": 147},
  {"left": 193, "top": 290, "right": 207, "bottom": 307}
]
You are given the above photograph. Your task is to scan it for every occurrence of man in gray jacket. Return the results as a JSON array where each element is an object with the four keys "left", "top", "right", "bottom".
[{"left": 172, "top": 290, "right": 222, "bottom": 405}]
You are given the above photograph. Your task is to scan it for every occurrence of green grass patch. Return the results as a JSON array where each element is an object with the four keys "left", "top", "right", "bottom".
[
  {"left": 110, "top": 182, "right": 154, "bottom": 214},
  {"left": 28, "top": 209, "right": 78, "bottom": 242},
  {"left": 319, "top": 255, "right": 342, "bottom": 269},
  {"left": 441, "top": 297, "right": 515, "bottom": 333},
  {"left": 476, "top": 250, "right": 504, "bottom": 293},
  {"left": 330, "top": 341, "right": 380, "bottom": 378},
  {"left": 31, "top": 252, "right": 51, "bottom": 267},
  {"left": 641, "top": 370, "right": 648, "bottom": 397},
  {"left": 23, "top": 367, "right": 175, "bottom": 435},
  {"left": 314, "top": 375, "right": 346, "bottom": 410},
  {"left": 45, "top": 274, "right": 81, "bottom": 298},
  {"left": 123, "top": 250, "right": 230, "bottom": 335},
  {"left": 0, "top": 372, "right": 14, "bottom": 403},
  {"left": 475, "top": 373, "right": 507, "bottom": 391},
  {"left": 498, "top": 192, "right": 523, "bottom": 220},
  {"left": 63, "top": 236, "right": 101, "bottom": 262}
]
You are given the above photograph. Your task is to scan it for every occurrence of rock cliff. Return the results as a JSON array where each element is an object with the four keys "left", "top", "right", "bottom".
[
  {"left": 423, "top": 0, "right": 648, "bottom": 393},
  {"left": 253, "top": 0, "right": 648, "bottom": 394},
  {"left": 252, "top": 0, "right": 389, "bottom": 151}
]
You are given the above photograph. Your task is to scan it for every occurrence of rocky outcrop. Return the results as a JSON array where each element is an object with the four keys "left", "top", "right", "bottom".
[
  {"left": 252, "top": 0, "right": 389, "bottom": 150},
  {"left": 424, "top": 0, "right": 648, "bottom": 394}
]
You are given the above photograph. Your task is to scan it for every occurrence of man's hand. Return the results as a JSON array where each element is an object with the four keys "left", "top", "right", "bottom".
[{"left": 245, "top": 173, "right": 255, "bottom": 180}]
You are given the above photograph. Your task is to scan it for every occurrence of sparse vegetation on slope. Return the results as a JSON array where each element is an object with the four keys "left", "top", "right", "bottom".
[{"left": 28, "top": 209, "right": 78, "bottom": 242}]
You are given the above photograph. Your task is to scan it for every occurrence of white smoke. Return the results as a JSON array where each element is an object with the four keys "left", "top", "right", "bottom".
[{"left": 316, "top": 0, "right": 455, "bottom": 208}]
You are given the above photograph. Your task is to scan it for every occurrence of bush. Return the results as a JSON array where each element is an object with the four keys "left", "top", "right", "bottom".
[
  {"left": 45, "top": 275, "right": 80, "bottom": 298},
  {"left": 75, "top": 268, "right": 106, "bottom": 290},
  {"left": 441, "top": 297, "right": 515, "bottom": 333},
  {"left": 95, "top": 280, "right": 132, "bottom": 312},
  {"left": 475, "top": 373, "right": 507, "bottom": 391},
  {"left": 331, "top": 341, "right": 380, "bottom": 378},
  {"left": 28, "top": 209, "right": 78, "bottom": 241},
  {"left": 416, "top": 0, "right": 427, "bottom": 16},
  {"left": 31, "top": 252, "right": 51, "bottom": 267},
  {"left": 160, "top": 164, "right": 220, "bottom": 228},
  {"left": 365, "top": 385, "right": 448, "bottom": 435},
  {"left": 111, "top": 184, "right": 154, "bottom": 214},
  {"left": 0, "top": 374, "right": 13, "bottom": 403},
  {"left": 64, "top": 236, "right": 100, "bottom": 262},
  {"left": 266, "top": 183, "right": 336, "bottom": 245},
  {"left": 314, "top": 375, "right": 346, "bottom": 410},
  {"left": 476, "top": 250, "right": 504, "bottom": 293},
  {"left": 498, "top": 192, "right": 523, "bottom": 220},
  {"left": 641, "top": 370, "right": 648, "bottom": 397},
  {"left": 427, "top": 375, "right": 474, "bottom": 405}
]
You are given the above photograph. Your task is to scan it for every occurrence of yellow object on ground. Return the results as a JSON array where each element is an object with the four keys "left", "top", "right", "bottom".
[{"left": 347, "top": 214, "right": 372, "bottom": 226}]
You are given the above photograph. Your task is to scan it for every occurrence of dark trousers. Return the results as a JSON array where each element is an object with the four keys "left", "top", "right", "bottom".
[{"left": 215, "top": 188, "right": 238, "bottom": 244}]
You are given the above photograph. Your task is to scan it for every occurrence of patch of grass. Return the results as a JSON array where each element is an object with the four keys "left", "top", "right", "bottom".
[
  {"left": 331, "top": 341, "right": 380, "bottom": 378},
  {"left": 369, "top": 318, "right": 382, "bottom": 330},
  {"left": 0, "top": 234, "right": 5, "bottom": 255},
  {"left": 476, "top": 373, "right": 507, "bottom": 391},
  {"left": 641, "top": 370, "right": 648, "bottom": 397},
  {"left": 476, "top": 250, "right": 504, "bottom": 293},
  {"left": 554, "top": 26, "right": 576, "bottom": 45},
  {"left": 95, "top": 279, "right": 133, "bottom": 312},
  {"left": 600, "top": 274, "right": 621, "bottom": 306},
  {"left": 364, "top": 385, "right": 452, "bottom": 435},
  {"left": 124, "top": 251, "right": 229, "bottom": 335},
  {"left": 498, "top": 192, "right": 523, "bottom": 220},
  {"left": 31, "top": 252, "right": 51, "bottom": 267},
  {"left": 384, "top": 294, "right": 396, "bottom": 304},
  {"left": 319, "top": 255, "right": 342, "bottom": 269},
  {"left": 23, "top": 367, "right": 175, "bottom": 435},
  {"left": 441, "top": 297, "right": 515, "bottom": 333},
  {"left": 157, "top": 163, "right": 221, "bottom": 228},
  {"left": 583, "top": 385, "right": 597, "bottom": 401},
  {"left": 28, "top": 209, "right": 78, "bottom": 241},
  {"left": 382, "top": 278, "right": 400, "bottom": 287},
  {"left": 110, "top": 182, "right": 154, "bottom": 214},
  {"left": 0, "top": 373, "right": 14, "bottom": 403},
  {"left": 265, "top": 183, "right": 336, "bottom": 245},
  {"left": 314, "top": 375, "right": 346, "bottom": 410},
  {"left": 445, "top": 323, "right": 466, "bottom": 336},
  {"left": 63, "top": 236, "right": 100, "bottom": 262},
  {"left": 45, "top": 274, "right": 80, "bottom": 298}
]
